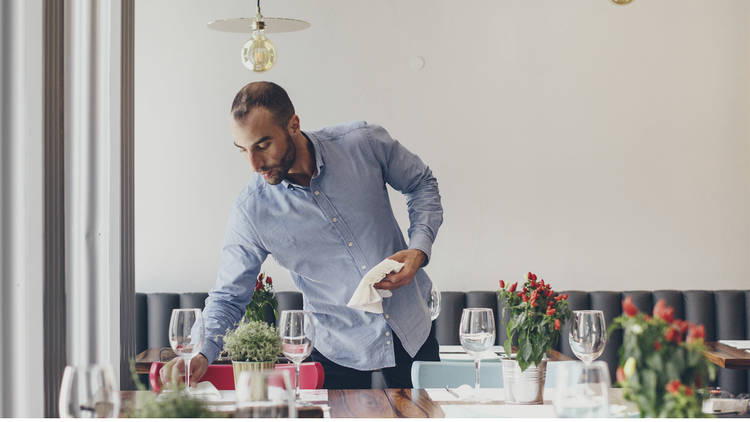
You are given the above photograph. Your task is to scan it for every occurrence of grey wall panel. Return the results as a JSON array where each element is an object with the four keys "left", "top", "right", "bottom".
[
  {"left": 435, "top": 292, "right": 465, "bottom": 345},
  {"left": 135, "top": 293, "right": 147, "bottom": 354},
  {"left": 590, "top": 291, "right": 622, "bottom": 381},
  {"left": 146, "top": 293, "right": 180, "bottom": 348},
  {"left": 714, "top": 291, "right": 747, "bottom": 395},
  {"left": 179, "top": 293, "right": 208, "bottom": 310}
]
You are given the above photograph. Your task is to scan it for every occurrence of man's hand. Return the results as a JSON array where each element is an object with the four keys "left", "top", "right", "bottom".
[
  {"left": 159, "top": 354, "right": 208, "bottom": 388},
  {"left": 373, "top": 249, "right": 426, "bottom": 291}
]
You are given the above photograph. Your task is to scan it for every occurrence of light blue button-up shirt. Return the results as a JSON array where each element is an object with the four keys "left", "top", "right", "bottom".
[{"left": 200, "top": 121, "right": 443, "bottom": 370}]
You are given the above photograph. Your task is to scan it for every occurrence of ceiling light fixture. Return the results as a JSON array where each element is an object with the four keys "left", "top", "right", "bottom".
[{"left": 207, "top": 0, "right": 310, "bottom": 72}]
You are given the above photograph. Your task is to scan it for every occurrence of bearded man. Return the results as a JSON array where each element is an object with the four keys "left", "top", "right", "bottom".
[{"left": 163, "top": 81, "right": 443, "bottom": 389}]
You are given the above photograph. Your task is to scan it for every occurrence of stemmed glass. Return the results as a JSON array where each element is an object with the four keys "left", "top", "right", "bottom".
[
  {"left": 168, "top": 308, "right": 205, "bottom": 392},
  {"left": 427, "top": 284, "right": 441, "bottom": 321},
  {"left": 459, "top": 308, "right": 496, "bottom": 400},
  {"left": 58, "top": 364, "right": 120, "bottom": 417},
  {"left": 568, "top": 310, "right": 607, "bottom": 366},
  {"left": 278, "top": 310, "right": 315, "bottom": 402},
  {"left": 235, "top": 369, "right": 296, "bottom": 418},
  {"left": 553, "top": 361, "right": 610, "bottom": 417}
]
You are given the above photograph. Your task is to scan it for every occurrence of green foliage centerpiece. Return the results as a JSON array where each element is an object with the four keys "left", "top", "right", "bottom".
[
  {"left": 610, "top": 297, "right": 716, "bottom": 417},
  {"left": 223, "top": 320, "right": 282, "bottom": 385},
  {"left": 497, "top": 272, "right": 571, "bottom": 404}
]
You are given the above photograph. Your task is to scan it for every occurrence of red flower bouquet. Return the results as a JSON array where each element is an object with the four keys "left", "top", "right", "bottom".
[
  {"left": 610, "top": 297, "right": 716, "bottom": 417},
  {"left": 245, "top": 272, "right": 279, "bottom": 323}
]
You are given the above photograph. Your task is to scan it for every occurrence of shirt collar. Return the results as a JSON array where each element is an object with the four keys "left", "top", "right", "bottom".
[{"left": 280, "top": 130, "right": 325, "bottom": 190}]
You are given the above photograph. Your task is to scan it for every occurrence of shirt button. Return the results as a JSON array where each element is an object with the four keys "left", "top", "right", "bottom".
[
  {"left": 385, "top": 332, "right": 391, "bottom": 337},
  {"left": 332, "top": 217, "right": 337, "bottom": 223},
  {"left": 385, "top": 314, "right": 390, "bottom": 319},
  {"left": 314, "top": 191, "right": 320, "bottom": 196},
  {"left": 361, "top": 265, "right": 366, "bottom": 270},
  {"left": 386, "top": 340, "right": 391, "bottom": 345},
  {"left": 348, "top": 242, "right": 353, "bottom": 247}
]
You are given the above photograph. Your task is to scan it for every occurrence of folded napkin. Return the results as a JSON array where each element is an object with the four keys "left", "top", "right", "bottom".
[
  {"left": 158, "top": 381, "right": 222, "bottom": 401},
  {"left": 347, "top": 259, "right": 404, "bottom": 314}
]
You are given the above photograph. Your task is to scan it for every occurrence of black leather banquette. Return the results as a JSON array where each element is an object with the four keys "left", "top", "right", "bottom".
[{"left": 136, "top": 290, "right": 750, "bottom": 394}]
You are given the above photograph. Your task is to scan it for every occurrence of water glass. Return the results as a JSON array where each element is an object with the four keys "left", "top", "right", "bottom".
[
  {"left": 569, "top": 310, "right": 607, "bottom": 364},
  {"left": 553, "top": 361, "right": 610, "bottom": 417},
  {"left": 427, "top": 284, "right": 441, "bottom": 321},
  {"left": 168, "top": 308, "right": 205, "bottom": 391},
  {"left": 278, "top": 310, "right": 315, "bottom": 401},
  {"left": 58, "top": 364, "right": 120, "bottom": 417},
  {"left": 235, "top": 369, "right": 296, "bottom": 418},
  {"left": 459, "top": 308, "right": 495, "bottom": 399}
]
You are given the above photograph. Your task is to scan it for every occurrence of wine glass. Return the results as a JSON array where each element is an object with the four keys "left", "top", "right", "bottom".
[
  {"left": 235, "top": 369, "right": 296, "bottom": 418},
  {"left": 427, "top": 284, "right": 441, "bottom": 321},
  {"left": 459, "top": 308, "right": 496, "bottom": 400},
  {"left": 568, "top": 310, "right": 607, "bottom": 365},
  {"left": 553, "top": 361, "right": 610, "bottom": 417},
  {"left": 58, "top": 364, "right": 120, "bottom": 417},
  {"left": 278, "top": 310, "right": 315, "bottom": 401},
  {"left": 168, "top": 308, "right": 205, "bottom": 392}
]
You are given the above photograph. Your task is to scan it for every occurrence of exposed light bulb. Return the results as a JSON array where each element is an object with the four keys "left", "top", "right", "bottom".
[{"left": 241, "top": 28, "right": 276, "bottom": 72}]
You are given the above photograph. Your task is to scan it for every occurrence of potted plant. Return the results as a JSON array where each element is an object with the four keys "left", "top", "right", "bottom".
[
  {"left": 610, "top": 297, "right": 716, "bottom": 417},
  {"left": 223, "top": 320, "right": 282, "bottom": 385},
  {"left": 497, "top": 272, "right": 571, "bottom": 404},
  {"left": 245, "top": 272, "right": 278, "bottom": 324}
]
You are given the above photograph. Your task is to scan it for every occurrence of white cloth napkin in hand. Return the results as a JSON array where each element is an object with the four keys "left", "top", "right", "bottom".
[{"left": 347, "top": 258, "right": 404, "bottom": 313}]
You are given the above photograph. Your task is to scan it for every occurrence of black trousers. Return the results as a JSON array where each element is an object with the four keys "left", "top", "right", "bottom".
[{"left": 309, "top": 324, "right": 440, "bottom": 389}]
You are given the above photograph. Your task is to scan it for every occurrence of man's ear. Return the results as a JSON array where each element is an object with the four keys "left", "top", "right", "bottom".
[{"left": 287, "top": 114, "right": 300, "bottom": 134}]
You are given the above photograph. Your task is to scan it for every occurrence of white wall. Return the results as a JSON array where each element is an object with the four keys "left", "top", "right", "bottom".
[{"left": 135, "top": 0, "right": 750, "bottom": 294}]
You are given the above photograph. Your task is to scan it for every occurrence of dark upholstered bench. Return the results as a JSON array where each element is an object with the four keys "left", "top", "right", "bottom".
[{"left": 136, "top": 290, "right": 750, "bottom": 394}]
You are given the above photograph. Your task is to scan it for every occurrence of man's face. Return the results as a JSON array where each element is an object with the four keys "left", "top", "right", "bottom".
[{"left": 231, "top": 107, "right": 296, "bottom": 185}]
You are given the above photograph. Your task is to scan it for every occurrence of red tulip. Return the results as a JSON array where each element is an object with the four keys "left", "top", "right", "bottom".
[
  {"left": 563, "top": 294, "right": 568, "bottom": 300},
  {"left": 266, "top": 276, "right": 273, "bottom": 285},
  {"left": 666, "top": 380, "right": 682, "bottom": 394},
  {"left": 653, "top": 340, "right": 662, "bottom": 351},
  {"left": 530, "top": 299, "right": 537, "bottom": 307},
  {"left": 546, "top": 289, "right": 554, "bottom": 298},
  {"left": 517, "top": 292, "right": 524, "bottom": 299},
  {"left": 687, "top": 324, "right": 705, "bottom": 343},
  {"left": 622, "top": 296, "right": 638, "bottom": 317},
  {"left": 554, "top": 319, "right": 560, "bottom": 331},
  {"left": 546, "top": 308, "right": 555, "bottom": 316},
  {"left": 616, "top": 366, "right": 626, "bottom": 383},
  {"left": 509, "top": 282, "right": 517, "bottom": 293},
  {"left": 499, "top": 280, "right": 505, "bottom": 289},
  {"left": 522, "top": 295, "right": 529, "bottom": 303},
  {"left": 677, "top": 320, "right": 689, "bottom": 334},
  {"left": 665, "top": 328, "right": 677, "bottom": 342},
  {"left": 653, "top": 299, "right": 674, "bottom": 324},
  {"left": 685, "top": 386, "right": 694, "bottom": 396}
]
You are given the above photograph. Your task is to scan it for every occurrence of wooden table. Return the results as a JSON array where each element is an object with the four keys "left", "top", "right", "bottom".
[
  {"left": 121, "top": 388, "right": 445, "bottom": 418},
  {"left": 703, "top": 341, "right": 750, "bottom": 369},
  {"left": 134, "top": 347, "right": 572, "bottom": 374}
]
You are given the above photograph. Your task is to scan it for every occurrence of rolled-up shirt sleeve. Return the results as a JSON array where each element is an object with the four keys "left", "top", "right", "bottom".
[
  {"left": 366, "top": 124, "right": 443, "bottom": 265},
  {"left": 200, "top": 202, "right": 268, "bottom": 362}
]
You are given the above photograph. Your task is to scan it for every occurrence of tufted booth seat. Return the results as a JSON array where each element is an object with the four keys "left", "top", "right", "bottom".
[{"left": 136, "top": 290, "right": 750, "bottom": 394}]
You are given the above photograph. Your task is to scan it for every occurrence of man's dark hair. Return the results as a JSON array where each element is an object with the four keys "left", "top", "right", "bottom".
[{"left": 230, "top": 81, "right": 295, "bottom": 128}]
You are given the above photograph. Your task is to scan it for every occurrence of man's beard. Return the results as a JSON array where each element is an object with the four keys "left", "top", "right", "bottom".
[{"left": 261, "top": 133, "right": 296, "bottom": 185}]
